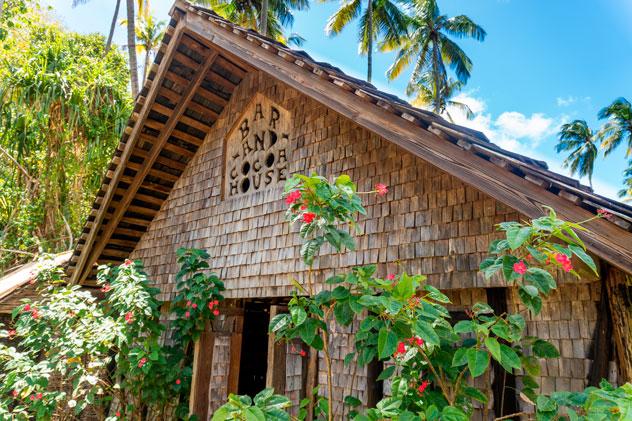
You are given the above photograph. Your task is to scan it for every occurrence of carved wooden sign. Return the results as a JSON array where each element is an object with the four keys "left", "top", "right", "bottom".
[{"left": 224, "top": 94, "right": 290, "bottom": 198}]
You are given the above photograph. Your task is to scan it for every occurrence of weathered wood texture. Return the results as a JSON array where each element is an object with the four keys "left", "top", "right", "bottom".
[
  {"left": 606, "top": 266, "right": 632, "bottom": 383},
  {"left": 131, "top": 71, "right": 593, "bottom": 299}
]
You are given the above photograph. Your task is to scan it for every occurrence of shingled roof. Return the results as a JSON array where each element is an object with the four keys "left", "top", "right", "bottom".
[{"left": 67, "top": 0, "right": 632, "bottom": 283}]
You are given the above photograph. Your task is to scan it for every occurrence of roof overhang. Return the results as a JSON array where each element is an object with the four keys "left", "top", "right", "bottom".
[{"left": 68, "top": 1, "right": 632, "bottom": 282}]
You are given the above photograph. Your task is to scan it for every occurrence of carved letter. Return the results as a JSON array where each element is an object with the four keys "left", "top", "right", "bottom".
[
  {"left": 254, "top": 131, "right": 265, "bottom": 151},
  {"left": 230, "top": 166, "right": 238, "bottom": 179},
  {"left": 269, "top": 106, "right": 280, "bottom": 129},
  {"left": 277, "top": 167, "right": 287, "bottom": 182},
  {"left": 254, "top": 103, "right": 264, "bottom": 121},
  {"left": 252, "top": 173, "right": 262, "bottom": 189},
  {"left": 239, "top": 118, "right": 249, "bottom": 140},
  {"left": 264, "top": 170, "right": 274, "bottom": 186},
  {"left": 242, "top": 138, "right": 253, "bottom": 156},
  {"left": 229, "top": 180, "right": 238, "bottom": 196},
  {"left": 278, "top": 148, "right": 287, "bottom": 164},
  {"left": 253, "top": 158, "right": 261, "bottom": 172}
]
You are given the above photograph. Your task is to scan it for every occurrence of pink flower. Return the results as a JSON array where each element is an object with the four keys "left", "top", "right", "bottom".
[
  {"left": 11, "top": 390, "right": 18, "bottom": 398},
  {"left": 386, "top": 274, "right": 395, "bottom": 281},
  {"left": 555, "top": 253, "right": 570, "bottom": 264},
  {"left": 101, "top": 284, "right": 111, "bottom": 293},
  {"left": 186, "top": 300, "right": 192, "bottom": 307},
  {"left": 394, "top": 341, "right": 406, "bottom": 356},
  {"left": 213, "top": 309, "right": 220, "bottom": 316},
  {"left": 597, "top": 209, "right": 613, "bottom": 220},
  {"left": 123, "top": 259, "right": 133, "bottom": 267},
  {"left": 116, "top": 411, "right": 121, "bottom": 417},
  {"left": 375, "top": 183, "right": 388, "bottom": 196},
  {"left": 562, "top": 261, "right": 573, "bottom": 273},
  {"left": 513, "top": 261, "right": 527, "bottom": 275},
  {"left": 29, "top": 395, "right": 35, "bottom": 401},
  {"left": 175, "top": 379, "right": 181, "bottom": 385},
  {"left": 185, "top": 311, "right": 190, "bottom": 318},
  {"left": 36, "top": 393, "right": 42, "bottom": 400},
  {"left": 8, "top": 329, "right": 16, "bottom": 338},
  {"left": 192, "top": 303, "right": 197, "bottom": 309},
  {"left": 208, "top": 301, "right": 214, "bottom": 310},
  {"left": 23, "top": 304, "right": 31, "bottom": 312},
  {"left": 300, "top": 205, "right": 307, "bottom": 210},
  {"left": 31, "top": 310, "right": 39, "bottom": 319},
  {"left": 285, "top": 190, "right": 302, "bottom": 205},
  {"left": 213, "top": 300, "right": 219, "bottom": 305},
  {"left": 302, "top": 212, "right": 316, "bottom": 223},
  {"left": 138, "top": 357, "right": 147, "bottom": 368},
  {"left": 125, "top": 312, "right": 134, "bottom": 324},
  {"left": 299, "top": 350, "right": 307, "bottom": 357},
  {"left": 417, "top": 380, "right": 430, "bottom": 395}
]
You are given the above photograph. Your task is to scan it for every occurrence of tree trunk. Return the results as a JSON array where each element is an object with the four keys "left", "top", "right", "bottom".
[
  {"left": 143, "top": 50, "right": 151, "bottom": 84},
  {"left": 260, "top": 0, "right": 268, "bottom": 36},
  {"left": 126, "top": 0, "right": 139, "bottom": 98},
  {"left": 105, "top": 0, "right": 122, "bottom": 55},
  {"left": 367, "top": 0, "right": 373, "bottom": 82}
]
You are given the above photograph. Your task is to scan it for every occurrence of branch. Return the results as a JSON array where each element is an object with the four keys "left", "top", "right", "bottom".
[{"left": 0, "top": 145, "right": 37, "bottom": 185}]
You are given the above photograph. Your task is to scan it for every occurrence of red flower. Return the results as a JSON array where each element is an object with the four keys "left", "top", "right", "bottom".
[
  {"left": 394, "top": 341, "right": 406, "bottom": 356},
  {"left": 285, "top": 190, "right": 302, "bottom": 205},
  {"left": 116, "top": 411, "right": 121, "bottom": 417},
  {"left": 417, "top": 380, "right": 430, "bottom": 395},
  {"left": 213, "top": 300, "right": 219, "bottom": 305},
  {"left": 123, "top": 259, "right": 133, "bottom": 267},
  {"left": 31, "top": 310, "right": 40, "bottom": 319},
  {"left": 185, "top": 311, "right": 190, "bottom": 318},
  {"left": 125, "top": 312, "right": 134, "bottom": 324},
  {"left": 554, "top": 253, "right": 570, "bottom": 264},
  {"left": 138, "top": 357, "right": 147, "bottom": 368},
  {"left": 302, "top": 212, "right": 316, "bottom": 223},
  {"left": 299, "top": 350, "right": 307, "bottom": 357},
  {"left": 300, "top": 205, "right": 307, "bottom": 210},
  {"left": 36, "top": 393, "right": 42, "bottom": 400},
  {"left": 23, "top": 304, "right": 31, "bottom": 312},
  {"left": 101, "top": 284, "right": 111, "bottom": 293},
  {"left": 213, "top": 309, "right": 220, "bottom": 316},
  {"left": 597, "top": 209, "right": 613, "bottom": 220},
  {"left": 11, "top": 390, "right": 18, "bottom": 398},
  {"left": 562, "top": 261, "right": 573, "bottom": 273},
  {"left": 29, "top": 395, "right": 35, "bottom": 401},
  {"left": 386, "top": 273, "right": 395, "bottom": 281},
  {"left": 407, "top": 336, "right": 424, "bottom": 347},
  {"left": 513, "top": 261, "right": 527, "bottom": 275},
  {"left": 8, "top": 329, "right": 16, "bottom": 338},
  {"left": 208, "top": 301, "right": 214, "bottom": 310},
  {"left": 175, "top": 379, "right": 181, "bottom": 385},
  {"left": 186, "top": 300, "right": 192, "bottom": 307},
  {"left": 192, "top": 303, "right": 197, "bottom": 309},
  {"left": 375, "top": 183, "right": 388, "bottom": 196}
]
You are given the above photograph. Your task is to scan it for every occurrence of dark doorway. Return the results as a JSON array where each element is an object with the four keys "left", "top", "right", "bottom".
[{"left": 237, "top": 301, "right": 271, "bottom": 397}]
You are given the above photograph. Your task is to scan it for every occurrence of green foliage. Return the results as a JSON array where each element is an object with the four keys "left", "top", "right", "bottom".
[
  {"left": 0, "top": 5, "right": 132, "bottom": 272},
  {"left": 0, "top": 248, "right": 224, "bottom": 420},
  {"left": 211, "top": 388, "right": 292, "bottom": 420}
]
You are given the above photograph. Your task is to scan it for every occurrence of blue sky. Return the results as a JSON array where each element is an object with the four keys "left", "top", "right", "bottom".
[{"left": 44, "top": 0, "right": 632, "bottom": 199}]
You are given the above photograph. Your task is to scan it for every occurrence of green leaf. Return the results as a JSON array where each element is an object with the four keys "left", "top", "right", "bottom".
[
  {"left": 453, "top": 320, "right": 474, "bottom": 334},
  {"left": 466, "top": 348, "right": 490, "bottom": 377},
  {"left": 484, "top": 337, "right": 501, "bottom": 362},
  {"left": 499, "top": 344, "right": 521, "bottom": 371},
  {"left": 334, "top": 301, "right": 353, "bottom": 326},
  {"left": 331, "top": 286, "right": 350, "bottom": 300},
  {"left": 452, "top": 348, "right": 468, "bottom": 367},
  {"left": 461, "top": 386, "right": 489, "bottom": 404},
  {"left": 377, "top": 327, "right": 398, "bottom": 359},
  {"left": 472, "top": 302, "right": 494, "bottom": 316},
  {"left": 269, "top": 314, "right": 290, "bottom": 333},
  {"left": 507, "top": 226, "right": 533, "bottom": 250},
  {"left": 568, "top": 244, "right": 598, "bottom": 275},
  {"left": 393, "top": 273, "right": 415, "bottom": 300},
  {"left": 377, "top": 365, "right": 396, "bottom": 381},
  {"left": 502, "top": 255, "right": 520, "bottom": 282},
  {"left": 414, "top": 319, "right": 440, "bottom": 346},
  {"left": 532, "top": 339, "right": 560, "bottom": 358},
  {"left": 441, "top": 406, "right": 468, "bottom": 421},
  {"left": 299, "top": 318, "right": 318, "bottom": 345},
  {"left": 290, "top": 306, "right": 307, "bottom": 326},
  {"left": 525, "top": 267, "right": 556, "bottom": 294}
]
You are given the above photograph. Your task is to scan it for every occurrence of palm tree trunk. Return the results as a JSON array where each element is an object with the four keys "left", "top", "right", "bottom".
[
  {"left": 126, "top": 0, "right": 139, "bottom": 98},
  {"left": 105, "top": 0, "right": 122, "bottom": 55},
  {"left": 143, "top": 51, "right": 151, "bottom": 84},
  {"left": 260, "top": 0, "right": 269, "bottom": 36},
  {"left": 367, "top": 0, "right": 373, "bottom": 82}
]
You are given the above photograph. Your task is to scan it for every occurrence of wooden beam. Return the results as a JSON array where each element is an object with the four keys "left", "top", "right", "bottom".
[
  {"left": 69, "top": 23, "right": 187, "bottom": 284},
  {"left": 605, "top": 265, "right": 632, "bottom": 382},
  {"left": 182, "top": 13, "right": 632, "bottom": 274},
  {"left": 189, "top": 321, "right": 215, "bottom": 420},
  {"left": 77, "top": 49, "right": 218, "bottom": 281},
  {"left": 266, "top": 305, "right": 287, "bottom": 394}
]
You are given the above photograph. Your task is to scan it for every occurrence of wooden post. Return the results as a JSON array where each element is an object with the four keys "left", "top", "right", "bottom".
[
  {"left": 605, "top": 265, "right": 632, "bottom": 382},
  {"left": 227, "top": 314, "right": 244, "bottom": 394},
  {"left": 266, "top": 305, "right": 288, "bottom": 394},
  {"left": 589, "top": 275, "right": 613, "bottom": 385},
  {"left": 305, "top": 348, "right": 318, "bottom": 421},
  {"left": 189, "top": 321, "right": 215, "bottom": 420}
]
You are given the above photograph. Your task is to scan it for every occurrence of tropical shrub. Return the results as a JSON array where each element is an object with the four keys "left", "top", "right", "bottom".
[
  {"left": 258, "top": 173, "right": 627, "bottom": 421},
  {"left": 0, "top": 248, "right": 225, "bottom": 420}
]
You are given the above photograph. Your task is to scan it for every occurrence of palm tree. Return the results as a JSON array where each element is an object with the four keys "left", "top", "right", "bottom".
[
  {"left": 597, "top": 97, "right": 632, "bottom": 158},
  {"left": 620, "top": 162, "right": 632, "bottom": 201},
  {"left": 325, "top": 0, "right": 409, "bottom": 82},
  {"left": 384, "top": 0, "right": 485, "bottom": 110},
  {"left": 200, "top": 0, "right": 308, "bottom": 43},
  {"left": 72, "top": 0, "right": 120, "bottom": 54},
  {"left": 406, "top": 72, "right": 472, "bottom": 121},
  {"left": 135, "top": 13, "right": 165, "bottom": 83},
  {"left": 555, "top": 120, "right": 599, "bottom": 189}
]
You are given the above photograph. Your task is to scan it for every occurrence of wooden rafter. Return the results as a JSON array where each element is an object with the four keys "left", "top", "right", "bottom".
[{"left": 75, "top": 43, "right": 219, "bottom": 283}]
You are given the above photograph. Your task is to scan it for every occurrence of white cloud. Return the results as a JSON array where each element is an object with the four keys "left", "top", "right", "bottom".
[
  {"left": 443, "top": 92, "right": 620, "bottom": 200},
  {"left": 556, "top": 95, "right": 591, "bottom": 107}
]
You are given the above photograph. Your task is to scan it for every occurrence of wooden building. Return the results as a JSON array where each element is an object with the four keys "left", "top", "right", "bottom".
[{"left": 64, "top": 1, "right": 632, "bottom": 418}]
